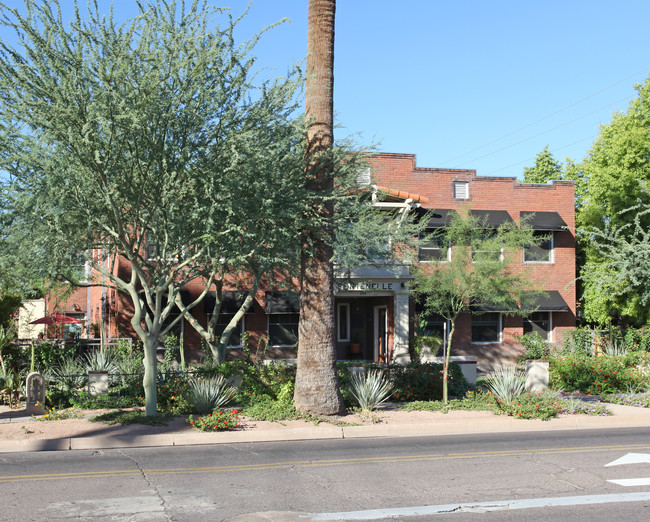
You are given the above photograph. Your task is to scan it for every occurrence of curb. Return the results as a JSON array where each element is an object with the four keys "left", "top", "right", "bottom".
[{"left": 3, "top": 413, "right": 650, "bottom": 453}]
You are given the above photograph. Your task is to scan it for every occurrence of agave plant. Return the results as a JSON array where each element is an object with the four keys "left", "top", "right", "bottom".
[
  {"left": 349, "top": 370, "right": 393, "bottom": 412},
  {"left": 53, "top": 355, "right": 86, "bottom": 391},
  {"left": 484, "top": 366, "right": 526, "bottom": 402},
  {"left": 84, "top": 349, "right": 120, "bottom": 374},
  {"left": 185, "top": 376, "right": 236, "bottom": 414}
]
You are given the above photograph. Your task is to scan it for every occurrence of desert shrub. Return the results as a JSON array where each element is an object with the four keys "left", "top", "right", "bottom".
[
  {"left": 156, "top": 376, "right": 191, "bottom": 414},
  {"left": 561, "top": 329, "right": 594, "bottom": 356},
  {"left": 240, "top": 394, "right": 303, "bottom": 422},
  {"left": 550, "top": 354, "right": 647, "bottom": 395},
  {"left": 185, "top": 376, "right": 235, "bottom": 414},
  {"left": 515, "top": 332, "right": 552, "bottom": 363},
  {"left": 33, "top": 341, "right": 77, "bottom": 374},
  {"left": 348, "top": 370, "right": 393, "bottom": 411},
  {"left": 390, "top": 362, "right": 468, "bottom": 402},
  {"left": 69, "top": 389, "right": 142, "bottom": 409},
  {"left": 498, "top": 390, "right": 565, "bottom": 420}
]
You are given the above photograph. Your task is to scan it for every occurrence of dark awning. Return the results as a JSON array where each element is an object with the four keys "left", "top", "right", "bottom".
[
  {"left": 265, "top": 291, "right": 300, "bottom": 314},
  {"left": 425, "top": 209, "right": 455, "bottom": 228},
  {"left": 521, "top": 291, "right": 570, "bottom": 312},
  {"left": 204, "top": 291, "right": 251, "bottom": 314},
  {"left": 470, "top": 210, "right": 514, "bottom": 228},
  {"left": 471, "top": 302, "right": 518, "bottom": 313},
  {"left": 520, "top": 211, "right": 568, "bottom": 230}
]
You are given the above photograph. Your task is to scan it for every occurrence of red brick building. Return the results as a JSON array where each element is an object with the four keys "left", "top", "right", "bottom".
[{"left": 36, "top": 153, "right": 576, "bottom": 370}]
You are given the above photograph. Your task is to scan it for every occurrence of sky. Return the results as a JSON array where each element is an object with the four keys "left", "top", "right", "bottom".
[{"left": 3, "top": 0, "right": 650, "bottom": 180}]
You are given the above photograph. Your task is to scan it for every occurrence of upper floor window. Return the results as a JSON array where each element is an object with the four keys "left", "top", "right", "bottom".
[
  {"left": 418, "top": 228, "right": 450, "bottom": 262},
  {"left": 524, "top": 231, "right": 553, "bottom": 263},
  {"left": 453, "top": 181, "right": 469, "bottom": 199},
  {"left": 471, "top": 230, "right": 502, "bottom": 262}
]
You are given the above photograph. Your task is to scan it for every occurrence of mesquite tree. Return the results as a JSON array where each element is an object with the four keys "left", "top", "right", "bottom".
[{"left": 0, "top": 0, "right": 307, "bottom": 415}]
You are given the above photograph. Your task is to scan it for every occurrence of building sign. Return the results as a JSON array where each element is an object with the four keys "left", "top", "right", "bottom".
[{"left": 335, "top": 280, "right": 402, "bottom": 292}]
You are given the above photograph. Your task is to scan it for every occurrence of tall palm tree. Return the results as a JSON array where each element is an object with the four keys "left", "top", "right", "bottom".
[{"left": 294, "top": 0, "right": 344, "bottom": 415}]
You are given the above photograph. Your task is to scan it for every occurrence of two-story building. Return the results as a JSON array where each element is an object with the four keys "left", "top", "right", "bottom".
[{"left": 27, "top": 153, "right": 576, "bottom": 370}]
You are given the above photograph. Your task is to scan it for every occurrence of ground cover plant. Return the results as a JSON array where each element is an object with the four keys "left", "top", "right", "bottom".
[
  {"left": 187, "top": 410, "right": 240, "bottom": 431},
  {"left": 601, "top": 391, "right": 650, "bottom": 408},
  {"left": 403, "top": 388, "right": 613, "bottom": 420}
]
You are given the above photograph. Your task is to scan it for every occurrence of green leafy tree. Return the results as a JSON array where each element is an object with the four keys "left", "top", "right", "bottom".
[
  {"left": 522, "top": 146, "right": 564, "bottom": 184},
  {"left": 411, "top": 208, "right": 543, "bottom": 403},
  {"left": 0, "top": 0, "right": 314, "bottom": 415},
  {"left": 576, "top": 74, "right": 650, "bottom": 325},
  {"left": 580, "top": 194, "right": 650, "bottom": 326}
]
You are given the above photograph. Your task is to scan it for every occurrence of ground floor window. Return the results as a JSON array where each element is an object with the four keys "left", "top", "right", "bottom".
[
  {"left": 471, "top": 313, "right": 501, "bottom": 343},
  {"left": 523, "top": 311, "right": 551, "bottom": 341},
  {"left": 63, "top": 313, "right": 85, "bottom": 339},
  {"left": 268, "top": 313, "right": 299, "bottom": 346},
  {"left": 337, "top": 303, "right": 350, "bottom": 342},
  {"left": 208, "top": 313, "right": 244, "bottom": 347}
]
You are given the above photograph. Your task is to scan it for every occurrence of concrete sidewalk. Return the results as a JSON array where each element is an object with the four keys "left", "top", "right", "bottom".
[{"left": 2, "top": 402, "right": 650, "bottom": 454}]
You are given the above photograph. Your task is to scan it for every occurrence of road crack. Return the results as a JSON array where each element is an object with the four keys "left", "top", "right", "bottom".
[{"left": 118, "top": 450, "right": 172, "bottom": 521}]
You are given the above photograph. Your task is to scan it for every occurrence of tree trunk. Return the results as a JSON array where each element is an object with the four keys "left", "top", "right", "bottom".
[
  {"left": 294, "top": 0, "right": 344, "bottom": 415},
  {"left": 443, "top": 321, "right": 456, "bottom": 404},
  {"left": 142, "top": 335, "right": 158, "bottom": 416}
]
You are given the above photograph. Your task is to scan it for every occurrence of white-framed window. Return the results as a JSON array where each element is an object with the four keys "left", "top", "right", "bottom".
[
  {"left": 68, "top": 251, "right": 90, "bottom": 283},
  {"left": 471, "top": 313, "right": 502, "bottom": 343},
  {"left": 524, "top": 312, "right": 552, "bottom": 341},
  {"left": 524, "top": 231, "right": 553, "bottom": 263},
  {"left": 268, "top": 313, "right": 299, "bottom": 346},
  {"left": 418, "top": 228, "right": 451, "bottom": 262},
  {"left": 337, "top": 303, "right": 350, "bottom": 342},
  {"left": 471, "top": 230, "right": 502, "bottom": 262},
  {"left": 207, "top": 313, "right": 244, "bottom": 348},
  {"left": 453, "top": 181, "right": 469, "bottom": 199}
]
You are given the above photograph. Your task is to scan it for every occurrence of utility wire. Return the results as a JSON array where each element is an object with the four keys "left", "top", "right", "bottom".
[
  {"left": 456, "top": 94, "right": 635, "bottom": 168},
  {"left": 439, "top": 66, "right": 649, "bottom": 166},
  {"left": 483, "top": 135, "right": 597, "bottom": 176}
]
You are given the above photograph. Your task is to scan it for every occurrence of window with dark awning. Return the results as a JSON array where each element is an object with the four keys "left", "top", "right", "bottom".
[
  {"left": 423, "top": 209, "right": 513, "bottom": 228},
  {"left": 470, "top": 210, "right": 514, "bottom": 228},
  {"left": 265, "top": 291, "right": 300, "bottom": 314},
  {"left": 204, "top": 291, "right": 252, "bottom": 314},
  {"left": 520, "top": 211, "right": 567, "bottom": 230},
  {"left": 425, "top": 209, "right": 454, "bottom": 228},
  {"left": 521, "top": 291, "right": 569, "bottom": 312}
]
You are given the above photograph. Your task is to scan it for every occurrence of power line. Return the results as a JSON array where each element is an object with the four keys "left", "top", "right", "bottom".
[
  {"left": 439, "top": 66, "right": 649, "bottom": 166},
  {"left": 456, "top": 94, "right": 635, "bottom": 168},
  {"left": 483, "top": 135, "right": 597, "bottom": 177}
]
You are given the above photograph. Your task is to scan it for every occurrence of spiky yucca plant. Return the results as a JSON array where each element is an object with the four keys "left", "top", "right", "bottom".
[
  {"left": 186, "top": 376, "right": 236, "bottom": 414},
  {"left": 349, "top": 370, "right": 394, "bottom": 412},
  {"left": 484, "top": 366, "right": 526, "bottom": 402}
]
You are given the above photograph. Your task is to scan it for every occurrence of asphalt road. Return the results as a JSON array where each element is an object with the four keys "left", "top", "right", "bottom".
[{"left": 2, "top": 428, "right": 650, "bottom": 521}]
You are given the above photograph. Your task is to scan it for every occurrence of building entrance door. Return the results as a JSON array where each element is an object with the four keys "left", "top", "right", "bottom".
[{"left": 374, "top": 306, "right": 388, "bottom": 362}]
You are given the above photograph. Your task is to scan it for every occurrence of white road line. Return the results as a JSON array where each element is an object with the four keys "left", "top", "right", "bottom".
[
  {"left": 605, "top": 452, "right": 650, "bottom": 467},
  {"left": 305, "top": 492, "right": 650, "bottom": 520},
  {"left": 608, "top": 478, "right": 650, "bottom": 487}
]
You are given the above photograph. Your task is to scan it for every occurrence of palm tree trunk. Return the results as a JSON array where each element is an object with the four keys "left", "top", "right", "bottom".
[{"left": 294, "top": 0, "right": 344, "bottom": 415}]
